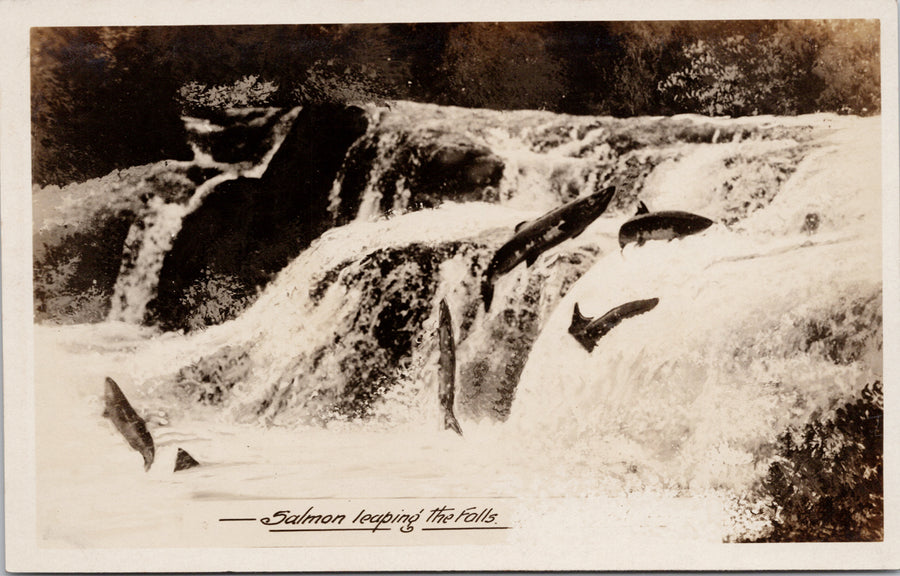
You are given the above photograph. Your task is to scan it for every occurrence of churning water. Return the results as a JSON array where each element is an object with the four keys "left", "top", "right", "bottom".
[{"left": 34, "top": 103, "right": 882, "bottom": 547}]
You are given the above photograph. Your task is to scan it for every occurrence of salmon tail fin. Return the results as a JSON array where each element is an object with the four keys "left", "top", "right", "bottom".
[
  {"left": 569, "top": 303, "right": 592, "bottom": 335},
  {"left": 636, "top": 201, "right": 649, "bottom": 215},
  {"left": 142, "top": 447, "right": 155, "bottom": 472},
  {"left": 481, "top": 278, "right": 494, "bottom": 312},
  {"left": 439, "top": 298, "right": 452, "bottom": 328},
  {"left": 444, "top": 412, "right": 463, "bottom": 436}
]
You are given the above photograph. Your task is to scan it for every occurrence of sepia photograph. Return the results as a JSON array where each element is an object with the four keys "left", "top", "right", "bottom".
[{"left": 3, "top": 0, "right": 899, "bottom": 572}]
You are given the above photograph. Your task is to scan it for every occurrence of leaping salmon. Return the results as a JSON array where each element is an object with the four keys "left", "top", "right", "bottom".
[
  {"left": 103, "top": 377, "right": 155, "bottom": 471},
  {"left": 482, "top": 186, "right": 616, "bottom": 310},
  {"left": 618, "top": 202, "right": 713, "bottom": 248},
  {"left": 437, "top": 299, "right": 463, "bottom": 436},
  {"left": 568, "top": 298, "right": 660, "bottom": 352}
]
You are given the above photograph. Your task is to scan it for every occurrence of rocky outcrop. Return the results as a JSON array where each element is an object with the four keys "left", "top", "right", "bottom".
[
  {"left": 183, "top": 107, "right": 294, "bottom": 166},
  {"left": 457, "top": 245, "right": 601, "bottom": 420},
  {"left": 32, "top": 162, "right": 204, "bottom": 324},
  {"left": 251, "top": 241, "right": 488, "bottom": 424},
  {"left": 150, "top": 104, "right": 369, "bottom": 331},
  {"left": 332, "top": 128, "right": 505, "bottom": 225},
  {"left": 165, "top": 224, "right": 601, "bottom": 427}
]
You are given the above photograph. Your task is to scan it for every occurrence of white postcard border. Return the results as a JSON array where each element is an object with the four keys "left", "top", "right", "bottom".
[{"left": 3, "top": 0, "right": 899, "bottom": 572}]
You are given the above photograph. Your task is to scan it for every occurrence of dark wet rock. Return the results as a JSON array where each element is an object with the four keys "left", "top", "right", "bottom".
[
  {"left": 254, "top": 241, "right": 487, "bottom": 424},
  {"left": 33, "top": 161, "right": 217, "bottom": 324},
  {"left": 718, "top": 149, "right": 809, "bottom": 226},
  {"left": 803, "top": 212, "right": 821, "bottom": 235},
  {"left": 184, "top": 107, "right": 292, "bottom": 165},
  {"left": 257, "top": 236, "right": 598, "bottom": 425},
  {"left": 34, "top": 211, "right": 137, "bottom": 324},
  {"left": 333, "top": 130, "right": 504, "bottom": 225},
  {"left": 410, "top": 141, "right": 505, "bottom": 207},
  {"left": 151, "top": 104, "right": 369, "bottom": 331},
  {"left": 458, "top": 246, "right": 602, "bottom": 421},
  {"left": 175, "top": 345, "right": 252, "bottom": 405},
  {"left": 458, "top": 278, "right": 542, "bottom": 421},
  {"left": 184, "top": 165, "right": 224, "bottom": 185}
]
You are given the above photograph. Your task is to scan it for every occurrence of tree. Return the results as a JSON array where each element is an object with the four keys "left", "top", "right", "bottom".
[
  {"left": 177, "top": 75, "right": 279, "bottom": 112},
  {"left": 811, "top": 20, "right": 880, "bottom": 114},
  {"left": 31, "top": 27, "right": 192, "bottom": 186},
  {"left": 604, "top": 22, "right": 687, "bottom": 116},
  {"left": 659, "top": 33, "right": 803, "bottom": 116},
  {"left": 758, "top": 381, "right": 883, "bottom": 542},
  {"left": 658, "top": 20, "right": 879, "bottom": 117},
  {"left": 438, "top": 22, "right": 567, "bottom": 111}
]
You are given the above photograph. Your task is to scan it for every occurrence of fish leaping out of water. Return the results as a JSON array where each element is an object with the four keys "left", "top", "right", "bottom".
[
  {"left": 568, "top": 298, "right": 660, "bottom": 352},
  {"left": 482, "top": 186, "right": 616, "bottom": 311},
  {"left": 618, "top": 201, "right": 713, "bottom": 248},
  {"left": 103, "top": 377, "right": 155, "bottom": 471},
  {"left": 438, "top": 299, "right": 463, "bottom": 436}
]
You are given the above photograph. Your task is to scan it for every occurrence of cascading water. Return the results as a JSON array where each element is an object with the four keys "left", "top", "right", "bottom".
[
  {"left": 107, "top": 172, "right": 239, "bottom": 323},
  {"left": 139, "top": 108, "right": 879, "bottom": 446},
  {"left": 32, "top": 102, "right": 883, "bottom": 546},
  {"left": 106, "top": 107, "right": 300, "bottom": 324}
]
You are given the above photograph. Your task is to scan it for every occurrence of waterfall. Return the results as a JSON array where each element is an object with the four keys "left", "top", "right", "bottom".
[
  {"left": 153, "top": 111, "right": 881, "bottom": 479},
  {"left": 107, "top": 172, "right": 238, "bottom": 323},
  {"left": 33, "top": 104, "right": 883, "bottom": 545},
  {"left": 147, "top": 107, "right": 877, "bottom": 426},
  {"left": 106, "top": 108, "right": 302, "bottom": 324}
]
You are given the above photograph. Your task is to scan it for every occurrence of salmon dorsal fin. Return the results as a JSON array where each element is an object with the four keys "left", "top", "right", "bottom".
[
  {"left": 514, "top": 220, "right": 529, "bottom": 233},
  {"left": 174, "top": 448, "right": 200, "bottom": 472},
  {"left": 636, "top": 201, "right": 650, "bottom": 215}
]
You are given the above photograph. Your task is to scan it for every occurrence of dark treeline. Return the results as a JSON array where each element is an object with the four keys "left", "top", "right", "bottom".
[{"left": 32, "top": 20, "right": 880, "bottom": 186}]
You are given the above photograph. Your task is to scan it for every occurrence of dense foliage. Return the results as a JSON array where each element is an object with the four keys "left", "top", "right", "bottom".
[
  {"left": 32, "top": 20, "right": 880, "bottom": 186},
  {"left": 659, "top": 21, "right": 880, "bottom": 116},
  {"left": 31, "top": 28, "right": 194, "bottom": 187},
  {"left": 740, "top": 380, "right": 883, "bottom": 542}
]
